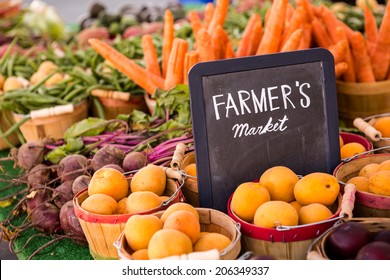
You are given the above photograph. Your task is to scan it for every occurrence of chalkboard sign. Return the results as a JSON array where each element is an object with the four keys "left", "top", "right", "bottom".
[{"left": 188, "top": 48, "right": 340, "bottom": 213}]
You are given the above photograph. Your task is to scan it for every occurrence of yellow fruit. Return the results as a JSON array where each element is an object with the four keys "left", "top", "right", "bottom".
[
  {"left": 159, "top": 196, "right": 170, "bottom": 203},
  {"left": 340, "top": 142, "right": 366, "bottom": 159},
  {"left": 373, "top": 116, "right": 390, "bottom": 138},
  {"left": 132, "top": 249, "right": 149, "bottom": 260},
  {"left": 81, "top": 193, "right": 117, "bottom": 215},
  {"left": 289, "top": 201, "right": 302, "bottom": 213},
  {"left": 346, "top": 176, "right": 369, "bottom": 192},
  {"left": 148, "top": 229, "right": 193, "bottom": 259},
  {"left": 368, "top": 170, "right": 390, "bottom": 196},
  {"left": 163, "top": 210, "right": 200, "bottom": 244},
  {"left": 184, "top": 163, "right": 197, "bottom": 180},
  {"left": 358, "top": 163, "right": 380, "bottom": 178},
  {"left": 339, "top": 135, "right": 344, "bottom": 149},
  {"left": 378, "top": 160, "right": 390, "bottom": 171},
  {"left": 298, "top": 203, "right": 333, "bottom": 225},
  {"left": 253, "top": 201, "right": 298, "bottom": 228},
  {"left": 160, "top": 202, "right": 199, "bottom": 223},
  {"left": 131, "top": 164, "right": 166, "bottom": 196},
  {"left": 230, "top": 182, "right": 270, "bottom": 222},
  {"left": 294, "top": 172, "right": 340, "bottom": 206},
  {"left": 193, "top": 232, "right": 231, "bottom": 252},
  {"left": 124, "top": 214, "right": 163, "bottom": 251},
  {"left": 115, "top": 197, "right": 128, "bottom": 214},
  {"left": 88, "top": 167, "right": 129, "bottom": 201},
  {"left": 126, "top": 191, "right": 162, "bottom": 214},
  {"left": 259, "top": 166, "right": 299, "bottom": 202}
]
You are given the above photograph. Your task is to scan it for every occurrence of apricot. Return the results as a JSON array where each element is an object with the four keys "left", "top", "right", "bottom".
[
  {"left": 132, "top": 249, "right": 149, "bottom": 260},
  {"left": 289, "top": 201, "right": 302, "bottom": 213},
  {"left": 131, "top": 164, "right": 166, "bottom": 195},
  {"left": 115, "top": 197, "right": 128, "bottom": 214},
  {"left": 298, "top": 203, "right": 333, "bottom": 225},
  {"left": 346, "top": 176, "right": 369, "bottom": 192},
  {"left": 259, "top": 166, "right": 299, "bottom": 202},
  {"left": 230, "top": 182, "right": 270, "bottom": 222},
  {"left": 378, "top": 160, "right": 390, "bottom": 171},
  {"left": 160, "top": 202, "right": 199, "bottom": 223},
  {"left": 373, "top": 116, "right": 390, "bottom": 138},
  {"left": 124, "top": 214, "right": 163, "bottom": 251},
  {"left": 359, "top": 163, "right": 380, "bottom": 178},
  {"left": 163, "top": 210, "right": 200, "bottom": 244},
  {"left": 81, "top": 193, "right": 117, "bottom": 215},
  {"left": 193, "top": 232, "right": 231, "bottom": 252},
  {"left": 88, "top": 167, "right": 129, "bottom": 202},
  {"left": 148, "top": 229, "right": 193, "bottom": 259},
  {"left": 340, "top": 142, "right": 366, "bottom": 159},
  {"left": 254, "top": 200, "right": 298, "bottom": 228},
  {"left": 368, "top": 170, "right": 390, "bottom": 196},
  {"left": 126, "top": 191, "right": 162, "bottom": 214}
]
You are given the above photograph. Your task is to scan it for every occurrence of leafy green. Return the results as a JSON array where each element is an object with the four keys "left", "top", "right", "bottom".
[{"left": 63, "top": 117, "right": 109, "bottom": 140}]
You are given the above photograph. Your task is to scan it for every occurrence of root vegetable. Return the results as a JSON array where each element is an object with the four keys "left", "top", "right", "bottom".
[
  {"left": 30, "top": 202, "right": 61, "bottom": 233},
  {"left": 90, "top": 145, "right": 125, "bottom": 172},
  {"left": 59, "top": 201, "right": 87, "bottom": 245},
  {"left": 57, "top": 154, "right": 89, "bottom": 183},
  {"left": 14, "top": 142, "right": 45, "bottom": 170},
  {"left": 122, "top": 151, "right": 148, "bottom": 172},
  {"left": 72, "top": 175, "right": 91, "bottom": 195},
  {"left": 53, "top": 181, "right": 74, "bottom": 208},
  {"left": 101, "top": 164, "right": 124, "bottom": 173},
  {"left": 26, "top": 189, "right": 52, "bottom": 214},
  {"left": 27, "top": 164, "right": 51, "bottom": 187}
]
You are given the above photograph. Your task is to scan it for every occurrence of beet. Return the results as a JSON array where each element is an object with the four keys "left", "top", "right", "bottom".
[
  {"left": 26, "top": 189, "right": 52, "bottom": 213},
  {"left": 30, "top": 202, "right": 61, "bottom": 233},
  {"left": 72, "top": 175, "right": 91, "bottom": 195},
  {"left": 355, "top": 241, "right": 390, "bottom": 260},
  {"left": 101, "top": 164, "right": 124, "bottom": 173},
  {"left": 53, "top": 181, "right": 74, "bottom": 208},
  {"left": 59, "top": 201, "right": 87, "bottom": 245},
  {"left": 16, "top": 142, "right": 45, "bottom": 170},
  {"left": 325, "top": 222, "right": 371, "bottom": 260},
  {"left": 373, "top": 230, "right": 390, "bottom": 244},
  {"left": 122, "top": 151, "right": 148, "bottom": 172},
  {"left": 57, "top": 154, "right": 88, "bottom": 182},
  {"left": 90, "top": 145, "right": 125, "bottom": 172},
  {"left": 27, "top": 164, "right": 51, "bottom": 186}
]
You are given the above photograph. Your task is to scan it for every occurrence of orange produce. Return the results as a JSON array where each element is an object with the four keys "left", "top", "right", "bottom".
[
  {"left": 378, "top": 159, "right": 390, "bottom": 171},
  {"left": 163, "top": 210, "right": 200, "bottom": 244},
  {"left": 132, "top": 249, "right": 149, "bottom": 260},
  {"left": 193, "top": 232, "right": 231, "bottom": 252},
  {"left": 368, "top": 170, "right": 390, "bottom": 196},
  {"left": 373, "top": 116, "right": 390, "bottom": 137},
  {"left": 160, "top": 202, "right": 199, "bottom": 223},
  {"left": 88, "top": 167, "right": 129, "bottom": 202},
  {"left": 358, "top": 163, "right": 380, "bottom": 178},
  {"left": 340, "top": 142, "right": 366, "bottom": 159},
  {"left": 339, "top": 135, "right": 344, "bottom": 148},
  {"left": 253, "top": 200, "right": 298, "bottom": 228},
  {"left": 184, "top": 163, "right": 197, "bottom": 180},
  {"left": 230, "top": 182, "right": 270, "bottom": 222},
  {"left": 130, "top": 164, "right": 166, "bottom": 196},
  {"left": 298, "top": 203, "right": 333, "bottom": 225},
  {"left": 115, "top": 197, "right": 128, "bottom": 214},
  {"left": 294, "top": 172, "right": 340, "bottom": 206},
  {"left": 126, "top": 191, "right": 162, "bottom": 214},
  {"left": 81, "top": 193, "right": 117, "bottom": 215},
  {"left": 148, "top": 229, "right": 193, "bottom": 259},
  {"left": 290, "top": 201, "right": 302, "bottom": 213},
  {"left": 346, "top": 176, "right": 370, "bottom": 192}
]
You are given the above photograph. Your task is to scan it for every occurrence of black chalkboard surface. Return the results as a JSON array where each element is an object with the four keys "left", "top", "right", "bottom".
[{"left": 188, "top": 48, "right": 340, "bottom": 213}]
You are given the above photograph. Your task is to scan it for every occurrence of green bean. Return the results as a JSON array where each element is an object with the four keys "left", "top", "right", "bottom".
[
  {"left": 0, "top": 115, "right": 29, "bottom": 139},
  {"left": 30, "top": 72, "right": 57, "bottom": 92},
  {"left": 70, "top": 69, "right": 97, "bottom": 85},
  {"left": 0, "top": 37, "right": 18, "bottom": 71},
  {"left": 1, "top": 110, "right": 25, "bottom": 145},
  {"left": 63, "top": 85, "right": 86, "bottom": 102},
  {"left": 92, "top": 97, "right": 105, "bottom": 119}
]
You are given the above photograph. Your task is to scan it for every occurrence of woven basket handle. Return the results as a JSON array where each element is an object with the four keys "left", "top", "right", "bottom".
[
  {"left": 91, "top": 89, "right": 130, "bottom": 101},
  {"left": 30, "top": 104, "right": 74, "bottom": 120},
  {"left": 353, "top": 117, "right": 382, "bottom": 141},
  {"left": 340, "top": 183, "right": 356, "bottom": 218},
  {"left": 170, "top": 142, "right": 187, "bottom": 170}
]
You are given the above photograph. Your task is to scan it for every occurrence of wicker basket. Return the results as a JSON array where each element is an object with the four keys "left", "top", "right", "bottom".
[
  {"left": 227, "top": 193, "right": 345, "bottom": 260},
  {"left": 12, "top": 101, "right": 88, "bottom": 142},
  {"left": 115, "top": 207, "right": 241, "bottom": 260},
  {"left": 0, "top": 110, "right": 20, "bottom": 150},
  {"left": 336, "top": 80, "right": 390, "bottom": 126},
  {"left": 333, "top": 154, "right": 390, "bottom": 218},
  {"left": 73, "top": 177, "right": 184, "bottom": 260},
  {"left": 307, "top": 217, "right": 390, "bottom": 260}
]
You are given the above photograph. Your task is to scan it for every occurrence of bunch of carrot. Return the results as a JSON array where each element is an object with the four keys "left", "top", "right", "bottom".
[{"left": 88, "top": 0, "right": 390, "bottom": 98}]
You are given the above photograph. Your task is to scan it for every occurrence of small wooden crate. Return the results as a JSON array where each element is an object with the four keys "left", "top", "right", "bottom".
[
  {"left": 12, "top": 101, "right": 88, "bottom": 142},
  {"left": 0, "top": 110, "right": 20, "bottom": 150},
  {"left": 92, "top": 95, "right": 148, "bottom": 120},
  {"left": 115, "top": 207, "right": 242, "bottom": 260}
]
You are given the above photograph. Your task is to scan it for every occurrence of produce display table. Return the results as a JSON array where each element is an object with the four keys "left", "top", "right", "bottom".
[{"left": 0, "top": 150, "right": 92, "bottom": 260}]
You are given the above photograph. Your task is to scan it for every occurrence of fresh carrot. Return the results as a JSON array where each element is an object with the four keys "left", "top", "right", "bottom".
[
  {"left": 208, "top": 0, "right": 230, "bottom": 35},
  {"left": 164, "top": 38, "right": 189, "bottom": 90},
  {"left": 212, "top": 25, "right": 227, "bottom": 59},
  {"left": 298, "top": 22, "right": 312, "bottom": 50},
  {"left": 339, "top": 20, "right": 355, "bottom": 41},
  {"left": 371, "top": 2, "right": 390, "bottom": 81},
  {"left": 196, "top": 27, "right": 215, "bottom": 62},
  {"left": 236, "top": 13, "right": 261, "bottom": 57},
  {"left": 88, "top": 39, "right": 165, "bottom": 94},
  {"left": 142, "top": 34, "right": 161, "bottom": 77},
  {"left": 183, "top": 51, "right": 199, "bottom": 84},
  {"left": 188, "top": 11, "right": 203, "bottom": 38},
  {"left": 311, "top": 17, "right": 332, "bottom": 48},
  {"left": 311, "top": 5, "right": 322, "bottom": 18},
  {"left": 295, "top": 0, "right": 314, "bottom": 22},
  {"left": 328, "top": 39, "right": 348, "bottom": 64},
  {"left": 335, "top": 26, "right": 356, "bottom": 82},
  {"left": 162, "top": 9, "right": 175, "bottom": 79},
  {"left": 364, "top": 6, "right": 378, "bottom": 44},
  {"left": 225, "top": 41, "right": 235, "bottom": 59},
  {"left": 281, "top": 29, "right": 304, "bottom": 52},
  {"left": 257, "top": 0, "right": 288, "bottom": 55},
  {"left": 280, "top": 7, "right": 305, "bottom": 50},
  {"left": 320, "top": 5, "right": 343, "bottom": 44},
  {"left": 335, "top": 62, "right": 349, "bottom": 80},
  {"left": 286, "top": 2, "right": 295, "bottom": 24},
  {"left": 204, "top": 2, "right": 215, "bottom": 29},
  {"left": 249, "top": 21, "right": 263, "bottom": 55},
  {"left": 350, "top": 31, "right": 376, "bottom": 83}
]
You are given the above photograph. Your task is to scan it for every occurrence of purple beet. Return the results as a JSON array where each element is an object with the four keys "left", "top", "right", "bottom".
[
  {"left": 27, "top": 164, "right": 51, "bottom": 186},
  {"left": 53, "top": 181, "right": 74, "bottom": 208},
  {"left": 15, "top": 142, "right": 45, "bottom": 170},
  {"left": 57, "top": 154, "right": 88, "bottom": 183},
  {"left": 59, "top": 201, "right": 87, "bottom": 245},
  {"left": 25, "top": 188, "right": 52, "bottom": 214},
  {"left": 122, "top": 151, "right": 148, "bottom": 172},
  {"left": 355, "top": 241, "right": 390, "bottom": 260},
  {"left": 30, "top": 202, "right": 61, "bottom": 233},
  {"left": 101, "top": 164, "right": 124, "bottom": 173},
  {"left": 90, "top": 145, "right": 125, "bottom": 172},
  {"left": 373, "top": 230, "right": 390, "bottom": 245},
  {"left": 72, "top": 175, "right": 91, "bottom": 195}
]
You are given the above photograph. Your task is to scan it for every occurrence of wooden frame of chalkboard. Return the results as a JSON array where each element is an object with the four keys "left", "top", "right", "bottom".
[{"left": 188, "top": 48, "right": 340, "bottom": 213}]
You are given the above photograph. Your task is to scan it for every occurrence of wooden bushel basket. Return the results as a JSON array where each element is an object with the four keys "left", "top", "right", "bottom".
[
  {"left": 73, "top": 177, "right": 184, "bottom": 260},
  {"left": 307, "top": 217, "right": 390, "bottom": 260},
  {"left": 336, "top": 80, "right": 390, "bottom": 126},
  {"left": 12, "top": 101, "right": 88, "bottom": 142},
  {"left": 0, "top": 110, "right": 20, "bottom": 150},
  {"left": 114, "top": 207, "right": 241, "bottom": 260},
  {"left": 227, "top": 184, "right": 355, "bottom": 260},
  {"left": 178, "top": 151, "right": 199, "bottom": 207},
  {"left": 333, "top": 154, "right": 390, "bottom": 218}
]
